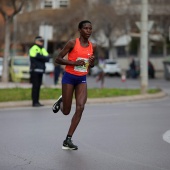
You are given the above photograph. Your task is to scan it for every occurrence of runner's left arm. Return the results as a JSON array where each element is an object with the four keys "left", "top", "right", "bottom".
[{"left": 89, "top": 43, "right": 97, "bottom": 68}]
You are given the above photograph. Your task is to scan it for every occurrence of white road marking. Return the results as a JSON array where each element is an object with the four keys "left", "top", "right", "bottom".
[{"left": 163, "top": 130, "right": 170, "bottom": 144}]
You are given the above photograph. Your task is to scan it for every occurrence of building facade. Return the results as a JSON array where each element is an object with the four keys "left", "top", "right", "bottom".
[{"left": 1, "top": 0, "right": 170, "bottom": 74}]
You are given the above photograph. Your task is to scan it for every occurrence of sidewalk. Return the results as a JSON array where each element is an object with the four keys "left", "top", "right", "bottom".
[{"left": 0, "top": 82, "right": 61, "bottom": 89}]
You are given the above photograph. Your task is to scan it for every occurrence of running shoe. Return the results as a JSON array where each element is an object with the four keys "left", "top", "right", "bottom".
[
  {"left": 52, "top": 95, "right": 62, "bottom": 113},
  {"left": 62, "top": 138, "right": 78, "bottom": 150}
]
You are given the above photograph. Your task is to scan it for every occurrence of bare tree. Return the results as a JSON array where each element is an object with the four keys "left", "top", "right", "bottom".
[
  {"left": 15, "top": 0, "right": 88, "bottom": 48},
  {"left": 0, "top": 0, "right": 27, "bottom": 82},
  {"left": 149, "top": 0, "right": 170, "bottom": 57},
  {"left": 87, "top": 2, "right": 131, "bottom": 59},
  {"left": 13, "top": 0, "right": 170, "bottom": 59},
  {"left": 52, "top": 0, "right": 89, "bottom": 42}
]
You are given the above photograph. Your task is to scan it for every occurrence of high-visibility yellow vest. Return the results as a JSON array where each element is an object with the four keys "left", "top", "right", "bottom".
[{"left": 29, "top": 45, "right": 49, "bottom": 57}]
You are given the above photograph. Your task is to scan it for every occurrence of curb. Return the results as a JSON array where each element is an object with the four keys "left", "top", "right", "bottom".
[
  {"left": 87, "top": 91, "right": 167, "bottom": 103},
  {"left": 0, "top": 91, "right": 167, "bottom": 109}
]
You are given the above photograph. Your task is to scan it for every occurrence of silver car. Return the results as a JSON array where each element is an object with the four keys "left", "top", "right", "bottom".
[{"left": 90, "top": 59, "right": 121, "bottom": 76}]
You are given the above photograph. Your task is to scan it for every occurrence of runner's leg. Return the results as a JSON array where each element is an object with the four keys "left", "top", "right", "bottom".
[
  {"left": 61, "top": 83, "right": 74, "bottom": 115},
  {"left": 67, "top": 83, "right": 87, "bottom": 136}
]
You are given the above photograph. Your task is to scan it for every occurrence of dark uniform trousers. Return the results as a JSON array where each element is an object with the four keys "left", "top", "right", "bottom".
[{"left": 31, "top": 72, "right": 43, "bottom": 105}]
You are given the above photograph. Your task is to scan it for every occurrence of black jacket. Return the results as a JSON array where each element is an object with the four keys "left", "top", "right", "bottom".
[{"left": 29, "top": 44, "right": 50, "bottom": 73}]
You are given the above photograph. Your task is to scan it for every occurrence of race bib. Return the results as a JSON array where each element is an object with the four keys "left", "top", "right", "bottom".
[{"left": 74, "top": 58, "right": 89, "bottom": 72}]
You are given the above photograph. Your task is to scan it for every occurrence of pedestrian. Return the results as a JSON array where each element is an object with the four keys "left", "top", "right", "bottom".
[
  {"left": 96, "top": 56, "right": 106, "bottom": 88},
  {"left": 52, "top": 20, "right": 96, "bottom": 150},
  {"left": 52, "top": 46, "right": 62, "bottom": 85},
  {"left": 148, "top": 60, "right": 155, "bottom": 79},
  {"left": 128, "top": 57, "right": 138, "bottom": 79},
  {"left": 29, "top": 36, "right": 50, "bottom": 107}
]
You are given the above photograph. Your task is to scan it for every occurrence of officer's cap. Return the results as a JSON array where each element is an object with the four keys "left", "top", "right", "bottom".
[{"left": 35, "top": 36, "right": 44, "bottom": 42}]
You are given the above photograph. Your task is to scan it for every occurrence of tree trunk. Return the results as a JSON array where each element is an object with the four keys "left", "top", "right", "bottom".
[
  {"left": 2, "top": 19, "right": 11, "bottom": 83},
  {"left": 109, "top": 46, "right": 117, "bottom": 59}
]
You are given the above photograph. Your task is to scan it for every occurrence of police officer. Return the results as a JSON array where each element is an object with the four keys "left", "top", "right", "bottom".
[{"left": 29, "top": 36, "right": 50, "bottom": 107}]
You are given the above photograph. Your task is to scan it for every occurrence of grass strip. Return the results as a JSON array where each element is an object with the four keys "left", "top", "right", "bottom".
[{"left": 0, "top": 88, "right": 161, "bottom": 102}]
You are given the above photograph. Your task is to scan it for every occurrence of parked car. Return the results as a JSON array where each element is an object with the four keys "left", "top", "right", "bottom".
[
  {"left": 0, "top": 58, "right": 3, "bottom": 78},
  {"left": 90, "top": 59, "right": 121, "bottom": 76},
  {"left": 103, "top": 59, "right": 121, "bottom": 75},
  {"left": 9, "top": 56, "right": 30, "bottom": 82}
]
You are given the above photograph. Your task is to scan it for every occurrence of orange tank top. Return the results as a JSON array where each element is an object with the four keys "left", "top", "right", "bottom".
[{"left": 65, "top": 38, "right": 93, "bottom": 76}]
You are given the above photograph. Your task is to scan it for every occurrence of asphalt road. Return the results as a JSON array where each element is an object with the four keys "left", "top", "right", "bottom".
[{"left": 0, "top": 96, "right": 170, "bottom": 170}]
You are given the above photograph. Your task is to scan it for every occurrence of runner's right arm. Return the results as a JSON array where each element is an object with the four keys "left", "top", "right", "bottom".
[{"left": 55, "top": 39, "right": 85, "bottom": 66}]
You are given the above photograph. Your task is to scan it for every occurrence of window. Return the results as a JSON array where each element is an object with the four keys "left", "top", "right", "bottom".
[
  {"left": 117, "top": 46, "right": 127, "bottom": 57},
  {"left": 42, "top": 0, "right": 69, "bottom": 9},
  {"left": 13, "top": 59, "right": 30, "bottom": 66},
  {"left": 59, "top": 0, "right": 69, "bottom": 8},
  {"left": 99, "top": 0, "right": 112, "bottom": 4},
  {"left": 150, "top": 42, "right": 163, "bottom": 56},
  {"left": 44, "top": 0, "right": 53, "bottom": 8}
]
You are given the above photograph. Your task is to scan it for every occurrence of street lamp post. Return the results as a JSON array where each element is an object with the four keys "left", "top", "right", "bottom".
[{"left": 140, "top": 0, "right": 149, "bottom": 94}]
